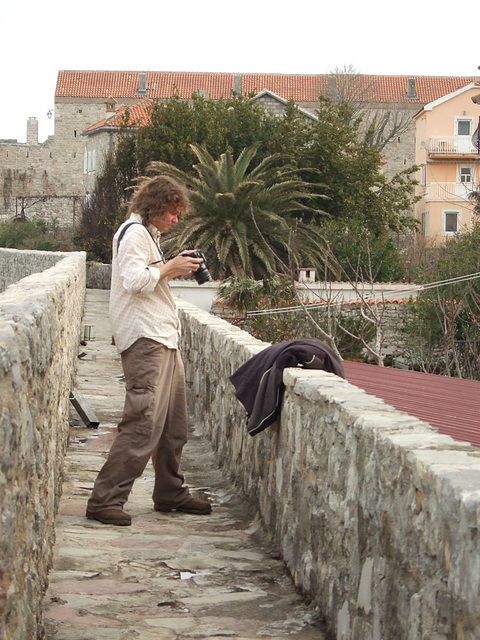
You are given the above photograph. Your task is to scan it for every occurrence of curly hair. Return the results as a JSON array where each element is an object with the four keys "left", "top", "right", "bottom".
[{"left": 126, "top": 175, "right": 189, "bottom": 224}]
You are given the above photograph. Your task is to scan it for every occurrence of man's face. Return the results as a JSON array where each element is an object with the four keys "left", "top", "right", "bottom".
[{"left": 151, "top": 207, "right": 181, "bottom": 232}]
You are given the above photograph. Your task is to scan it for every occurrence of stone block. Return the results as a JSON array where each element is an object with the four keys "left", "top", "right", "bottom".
[
  {"left": 178, "top": 298, "right": 480, "bottom": 640},
  {"left": 0, "top": 250, "right": 86, "bottom": 640}
]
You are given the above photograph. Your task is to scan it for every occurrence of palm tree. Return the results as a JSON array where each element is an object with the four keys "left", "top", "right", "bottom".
[{"left": 149, "top": 144, "right": 329, "bottom": 280}]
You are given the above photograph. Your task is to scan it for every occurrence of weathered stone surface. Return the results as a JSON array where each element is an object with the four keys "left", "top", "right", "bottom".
[
  {"left": 42, "top": 290, "right": 325, "bottom": 640},
  {"left": 178, "top": 299, "right": 480, "bottom": 640},
  {"left": 0, "top": 247, "right": 77, "bottom": 293},
  {"left": 0, "top": 249, "right": 85, "bottom": 640},
  {"left": 3, "top": 273, "right": 480, "bottom": 640}
]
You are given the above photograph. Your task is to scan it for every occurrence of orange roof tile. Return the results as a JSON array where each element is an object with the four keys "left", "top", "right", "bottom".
[
  {"left": 56, "top": 71, "right": 479, "bottom": 105},
  {"left": 56, "top": 71, "right": 234, "bottom": 100},
  {"left": 83, "top": 100, "right": 155, "bottom": 133}
]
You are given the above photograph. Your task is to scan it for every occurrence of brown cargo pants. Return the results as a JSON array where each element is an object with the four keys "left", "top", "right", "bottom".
[{"left": 87, "top": 338, "right": 190, "bottom": 513}]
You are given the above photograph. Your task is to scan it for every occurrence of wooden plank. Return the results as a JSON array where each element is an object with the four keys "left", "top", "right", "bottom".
[{"left": 69, "top": 390, "right": 99, "bottom": 429}]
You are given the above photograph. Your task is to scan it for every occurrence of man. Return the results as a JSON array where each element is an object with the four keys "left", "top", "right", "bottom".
[{"left": 86, "top": 174, "right": 212, "bottom": 526}]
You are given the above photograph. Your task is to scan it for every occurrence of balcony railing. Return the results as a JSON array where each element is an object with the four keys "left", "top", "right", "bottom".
[
  {"left": 429, "top": 136, "right": 479, "bottom": 155},
  {"left": 425, "top": 182, "right": 475, "bottom": 202}
]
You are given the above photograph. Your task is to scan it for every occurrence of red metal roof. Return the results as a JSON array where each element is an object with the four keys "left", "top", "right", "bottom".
[
  {"left": 56, "top": 71, "right": 479, "bottom": 105},
  {"left": 343, "top": 361, "right": 480, "bottom": 449}
]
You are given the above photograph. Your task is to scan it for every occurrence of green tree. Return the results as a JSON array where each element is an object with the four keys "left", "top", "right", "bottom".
[
  {"left": 78, "top": 94, "right": 419, "bottom": 277},
  {"left": 150, "top": 144, "right": 329, "bottom": 280},
  {"left": 74, "top": 140, "right": 134, "bottom": 262},
  {"left": 403, "top": 226, "right": 480, "bottom": 378},
  {"left": 261, "top": 100, "right": 312, "bottom": 159},
  {"left": 0, "top": 217, "right": 67, "bottom": 251},
  {"left": 321, "top": 217, "right": 406, "bottom": 282},
  {"left": 136, "top": 97, "right": 198, "bottom": 174},
  {"left": 136, "top": 94, "right": 269, "bottom": 175},
  {"left": 300, "top": 98, "right": 418, "bottom": 234},
  {"left": 468, "top": 184, "right": 480, "bottom": 216}
]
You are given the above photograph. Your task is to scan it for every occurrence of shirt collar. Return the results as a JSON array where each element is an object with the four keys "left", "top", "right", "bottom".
[
  {"left": 147, "top": 223, "right": 161, "bottom": 244},
  {"left": 129, "top": 212, "right": 161, "bottom": 243}
]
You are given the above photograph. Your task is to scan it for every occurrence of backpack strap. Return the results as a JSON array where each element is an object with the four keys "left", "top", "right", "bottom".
[
  {"left": 115, "top": 221, "right": 164, "bottom": 262},
  {"left": 116, "top": 221, "right": 142, "bottom": 251}
]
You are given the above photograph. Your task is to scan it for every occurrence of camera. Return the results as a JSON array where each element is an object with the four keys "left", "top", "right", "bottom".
[{"left": 182, "top": 250, "right": 212, "bottom": 285}]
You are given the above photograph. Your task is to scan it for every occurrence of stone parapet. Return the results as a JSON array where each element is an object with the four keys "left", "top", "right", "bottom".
[
  {"left": 0, "top": 247, "right": 82, "bottom": 292},
  {"left": 85, "top": 261, "right": 112, "bottom": 290},
  {"left": 0, "top": 250, "right": 86, "bottom": 640},
  {"left": 178, "top": 299, "right": 480, "bottom": 640}
]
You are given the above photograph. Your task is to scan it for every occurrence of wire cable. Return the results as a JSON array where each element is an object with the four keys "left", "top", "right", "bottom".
[{"left": 245, "top": 271, "right": 480, "bottom": 317}]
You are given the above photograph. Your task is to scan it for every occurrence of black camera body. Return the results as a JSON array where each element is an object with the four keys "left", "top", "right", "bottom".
[{"left": 182, "top": 250, "right": 212, "bottom": 285}]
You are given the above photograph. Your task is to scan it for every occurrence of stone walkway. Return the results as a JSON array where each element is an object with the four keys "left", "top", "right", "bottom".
[{"left": 42, "top": 289, "right": 325, "bottom": 640}]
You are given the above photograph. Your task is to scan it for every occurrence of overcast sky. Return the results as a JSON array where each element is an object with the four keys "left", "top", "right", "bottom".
[{"left": 2, "top": 0, "right": 479, "bottom": 143}]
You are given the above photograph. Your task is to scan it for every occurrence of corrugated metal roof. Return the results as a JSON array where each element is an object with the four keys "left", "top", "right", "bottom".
[{"left": 343, "top": 361, "right": 480, "bottom": 449}]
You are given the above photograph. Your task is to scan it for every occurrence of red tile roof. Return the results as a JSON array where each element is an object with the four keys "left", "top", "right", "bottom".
[
  {"left": 344, "top": 361, "right": 480, "bottom": 449},
  {"left": 56, "top": 71, "right": 479, "bottom": 105},
  {"left": 56, "top": 71, "right": 234, "bottom": 100},
  {"left": 83, "top": 99, "right": 155, "bottom": 133}
]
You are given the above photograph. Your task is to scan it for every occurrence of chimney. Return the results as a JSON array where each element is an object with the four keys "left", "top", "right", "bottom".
[
  {"left": 406, "top": 78, "right": 417, "bottom": 100},
  {"left": 27, "top": 117, "right": 38, "bottom": 145},
  {"left": 137, "top": 73, "right": 147, "bottom": 95},
  {"left": 327, "top": 75, "right": 337, "bottom": 100},
  {"left": 105, "top": 96, "right": 118, "bottom": 112},
  {"left": 232, "top": 75, "right": 242, "bottom": 96}
]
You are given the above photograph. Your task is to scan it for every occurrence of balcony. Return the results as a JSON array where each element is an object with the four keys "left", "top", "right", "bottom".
[
  {"left": 429, "top": 136, "right": 479, "bottom": 157},
  {"left": 425, "top": 181, "right": 476, "bottom": 202}
]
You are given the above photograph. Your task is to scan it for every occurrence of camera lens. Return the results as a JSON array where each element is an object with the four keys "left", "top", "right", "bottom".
[
  {"left": 183, "top": 250, "right": 212, "bottom": 285},
  {"left": 194, "top": 264, "right": 212, "bottom": 285}
]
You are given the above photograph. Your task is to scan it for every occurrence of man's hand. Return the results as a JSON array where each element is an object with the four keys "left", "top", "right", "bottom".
[{"left": 155, "top": 253, "right": 203, "bottom": 281}]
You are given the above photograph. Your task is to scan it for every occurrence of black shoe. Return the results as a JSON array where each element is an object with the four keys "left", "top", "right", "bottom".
[
  {"left": 154, "top": 496, "right": 212, "bottom": 515},
  {"left": 86, "top": 508, "right": 132, "bottom": 526}
]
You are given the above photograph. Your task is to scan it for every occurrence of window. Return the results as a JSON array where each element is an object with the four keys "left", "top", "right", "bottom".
[
  {"left": 420, "top": 165, "right": 426, "bottom": 187},
  {"left": 459, "top": 166, "right": 473, "bottom": 183},
  {"left": 455, "top": 118, "right": 474, "bottom": 152},
  {"left": 457, "top": 120, "right": 471, "bottom": 136},
  {"left": 443, "top": 210, "right": 460, "bottom": 235},
  {"left": 299, "top": 268, "right": 316, "bottom": 283},
  {"left": 84, "top": 148, "right": 97, "bottom": 174},
  {"left": 421, "top": 211, "right": 429, "bottom": 236}
]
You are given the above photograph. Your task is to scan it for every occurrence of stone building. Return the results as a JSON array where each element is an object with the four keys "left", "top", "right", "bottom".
[{"left": 0, "top": 70, "right": 477, "bottom": 227}]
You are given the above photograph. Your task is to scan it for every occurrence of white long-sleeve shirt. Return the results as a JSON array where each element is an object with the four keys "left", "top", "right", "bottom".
[{"left": 109, "top": 213, "right": 180, "bottom": 353}]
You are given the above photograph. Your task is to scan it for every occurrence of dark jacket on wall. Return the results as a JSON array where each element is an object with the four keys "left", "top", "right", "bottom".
[{"left": 229, "top": 338, "right": 344, "bottom": 436}]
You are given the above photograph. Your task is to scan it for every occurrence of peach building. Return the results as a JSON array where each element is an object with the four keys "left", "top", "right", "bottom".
[{"left": 414, "top": 81, "right": 480, "bottom": 242}]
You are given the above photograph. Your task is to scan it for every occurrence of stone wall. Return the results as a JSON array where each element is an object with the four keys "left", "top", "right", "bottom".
[
  {"left": 0, "top": 249, "right": 86, "bottom": 640},
  {"left": 85, "top": 261, "right": 112, "bottom": 290},
  {"left": 178, "top": 299, "right": 480, "bottom": 640},
  {"left": 0, "top": 247, "right": 81, "bottom": 292},
  {"left": 0, "top": 132, "right": 85, "bottom": 226}
]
